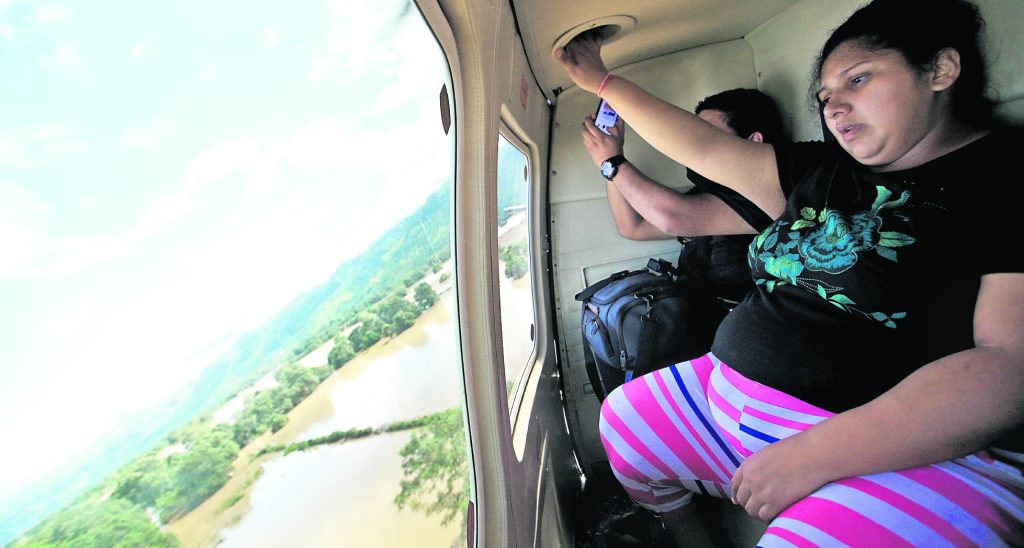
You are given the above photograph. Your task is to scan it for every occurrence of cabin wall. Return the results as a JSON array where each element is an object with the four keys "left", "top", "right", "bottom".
[
  {"left": 746, "top": 0, "right": 861, "bottom": 142},
  {"left": 978, "top": 0, "right": 1024, "bottom": 124}
]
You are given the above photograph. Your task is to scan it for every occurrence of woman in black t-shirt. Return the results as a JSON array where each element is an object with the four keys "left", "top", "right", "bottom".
[{"left": 555, "top": 0, "right": 1024, "bottom": 544}]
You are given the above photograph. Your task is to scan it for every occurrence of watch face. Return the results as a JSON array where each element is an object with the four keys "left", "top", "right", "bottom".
[{"left": 601, "top": 155, "right": 624, "bottom": 180}]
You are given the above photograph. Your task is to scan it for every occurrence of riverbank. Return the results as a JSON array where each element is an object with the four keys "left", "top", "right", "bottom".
[{"left": 166, "top": 292, "right": 461, "bottom": 547}]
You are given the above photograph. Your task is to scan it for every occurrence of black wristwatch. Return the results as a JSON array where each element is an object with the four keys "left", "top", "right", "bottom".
[{"left": 600, "top": 154, "right": 627, "bottom": 181}]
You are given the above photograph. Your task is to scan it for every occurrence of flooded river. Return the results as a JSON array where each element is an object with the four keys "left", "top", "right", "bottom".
[{"left": 167, "top": 292, "right": 464, "bottom": 547}]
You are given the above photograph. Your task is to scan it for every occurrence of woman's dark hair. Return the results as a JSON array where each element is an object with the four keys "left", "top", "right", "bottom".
[
  {"left": 695, "top": 88, "right": 787, "bottom": 144},
  {"left": 812, "top": 0, "right": 994, "bottom": 128}
]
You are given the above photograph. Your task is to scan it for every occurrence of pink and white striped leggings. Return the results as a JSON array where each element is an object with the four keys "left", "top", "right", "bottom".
[{"left": 600, "top": 353, "right": 1024, "bottom": 546}]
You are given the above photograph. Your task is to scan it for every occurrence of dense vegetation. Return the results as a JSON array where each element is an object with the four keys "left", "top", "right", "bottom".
[
  {"left": 499, "top": 240, "right": 528, "bottom": 280},
  {"left": 394, "top": 407, "right": 469, "bottom": 527},
  {"left": 12, "top": 498, "right": 179, "bottom": 548},
  {"left": 253, "top": 410, "right": 443, "bottom": 458}
]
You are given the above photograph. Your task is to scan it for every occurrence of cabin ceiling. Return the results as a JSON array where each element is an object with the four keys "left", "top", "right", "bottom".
[{"left": 510, "top": 0, "right": 799, "bottom": 98}]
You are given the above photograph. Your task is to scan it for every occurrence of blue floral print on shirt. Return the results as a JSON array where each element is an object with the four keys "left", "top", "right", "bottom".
[{"left": 749, "top": 185, "right": 915, "bottom": 328}]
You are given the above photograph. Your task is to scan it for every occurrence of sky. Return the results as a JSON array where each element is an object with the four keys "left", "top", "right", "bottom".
[{"left": 0, "top": 0, "right": 452, "bottom": 503}]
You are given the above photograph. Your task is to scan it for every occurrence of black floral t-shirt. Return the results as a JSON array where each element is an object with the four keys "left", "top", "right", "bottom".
[{"left": 712, "top": 128, "right": 1024, "bottom": 412}]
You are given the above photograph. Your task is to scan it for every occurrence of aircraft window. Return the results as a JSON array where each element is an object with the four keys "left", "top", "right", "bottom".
[
  {"left": 0, "top": 1, "right": 472, "bottom": 547},
  {"left": 496, "top": 132, "right": 537, "bottom": 413}
]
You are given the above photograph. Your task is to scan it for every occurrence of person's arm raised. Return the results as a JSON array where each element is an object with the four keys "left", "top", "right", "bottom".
[
  {"left": 582, "top": 117, "right": 755, "bottom": 238},
  {"left": 555, "top": 36, "right": 786, "bottom": 218}
]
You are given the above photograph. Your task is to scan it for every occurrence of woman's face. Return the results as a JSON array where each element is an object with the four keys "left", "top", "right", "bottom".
[{"left": 817, "top": 41, "right": 944, "bottom": 171}]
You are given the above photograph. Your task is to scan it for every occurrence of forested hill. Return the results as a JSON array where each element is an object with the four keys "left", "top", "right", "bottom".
[{"left": 179, "top": 179, "right": 452, "bottom": 419}]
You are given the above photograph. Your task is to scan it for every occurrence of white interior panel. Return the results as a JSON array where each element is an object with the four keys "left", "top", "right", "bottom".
[{"left": 745, "top": 0, "right": 863, "bottom": 142}]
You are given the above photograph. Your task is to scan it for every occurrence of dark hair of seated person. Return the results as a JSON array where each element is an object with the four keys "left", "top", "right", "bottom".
[{"left": 694, "top": 88, "right": 786, "bottom": 145}]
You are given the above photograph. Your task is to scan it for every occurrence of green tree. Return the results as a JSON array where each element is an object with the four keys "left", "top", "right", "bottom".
[
  {"left": 413, "top": 282, "right": 438, "bottom": 311},
  {"left": 499, "top": 241, "right": 528, "bottom": 280},
  {"left": 391, "top": 310, "right": 416, "bottom": 334},
  {"left": 19, "top": 498, "right": 179, "bottom": 548},
  {"left": 158, "top": 427, "right": 240, "bottom": 520},
  {"left": 394, "top": 407, "right": 469, "bottom": 526},
  {"left": 268, "top": 413, "right": 289, "bottom": 432},
  {"left": 503, "top": 254, "right": 527, "bottom": 280},
  {"left": 349, "top": 315, "right": 385, "bottom": 352},
  {"left": 376, "top": 294, "right": 418, "bottom": 324},
  {"left": 233, "top": 390, "right": 287, "bottom": 446},
  {"left": 328, "top": 336, "right": 355, "bottom": 369},
  {"left": 276, "top": 362, "right": 319, "bottom": 404},
  {"left": 111, "top": 452, "right": 171, "bottom": 509}
]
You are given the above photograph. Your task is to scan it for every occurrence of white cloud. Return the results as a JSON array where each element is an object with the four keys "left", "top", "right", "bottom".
[
  {"left": 258, "top": 27, "right": 277, "bottom": 47},
  {"left": 188, "top": 137, "right": 285, "bottom": 209},
  {"left": 0, "top": 123, "right": 85, "bottom": 168},
  {"left": 0, "top": 219, "right": 45, "bottom": 273},
  {"left": 310, "top": 0, "right": 409, "bottom": 82},
  {"left": 129, "top": 39, "right": 153, "bottom": 58},
  {"left": 0, "top": 187, "right": 195, "bottom": 278},
  {"left": 280, "top": 118, "right": 352, "bottom": 169},
  {"left": 367, "top": 7, "right": 446, "bottom": 113},
  {"left": 0, "top": 24, "right": 14, "bottom": 40},
  {"left": 39, "top": 43, "right": 88, "bottom": 78},
  {"left": 190, "top": 138, "right": 263, "bottom": 183},
  {"left": 368, "top": 56, "right": 444, "bottom": 115},
  {"left": 122, "top": 116, "right": 174, "bottom": 150},
  {"left": 32, "top": 4, "right": 71, "bottom": 26},
  {"left": 195, "top": 63, "right": 222, "bottom": 86},
  {"left": 0, "top": 180, "right": 47, "bottom": 274}
]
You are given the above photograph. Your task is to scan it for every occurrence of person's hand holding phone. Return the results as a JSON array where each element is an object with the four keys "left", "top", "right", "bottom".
[{"left": 581, "top": 114, "right": 625, "bottom": 168}]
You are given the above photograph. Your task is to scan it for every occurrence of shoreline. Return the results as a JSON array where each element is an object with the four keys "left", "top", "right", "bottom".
[{"left": 165, "top": 292, "right": 458, "bottom": 547}]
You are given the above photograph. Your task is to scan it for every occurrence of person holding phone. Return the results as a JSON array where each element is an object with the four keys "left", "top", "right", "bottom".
[
  {"left": 584, "top": 89, "right": 786, "bottom": 301},
  {"left": 557, "top": 0, "right": 1024, "bottom": 545}
]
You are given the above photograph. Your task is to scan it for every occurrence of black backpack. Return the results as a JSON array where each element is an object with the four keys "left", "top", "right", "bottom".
[{"left": 574, "top": 258, "right": 727, "bottom": 400}]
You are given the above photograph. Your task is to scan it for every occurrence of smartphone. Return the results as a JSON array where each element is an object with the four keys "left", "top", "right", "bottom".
[{"left": 594, "top": 98, "right": 619, "bottom": 135}]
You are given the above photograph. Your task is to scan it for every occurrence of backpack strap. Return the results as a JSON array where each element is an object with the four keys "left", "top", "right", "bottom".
[
  {"left": 574, "top": 269, "right": 635, "bottom": 302},
  {"left": 628, "top": 295, "right": 659, "bottom": 382},
  {"left": 581, "top": 302, "right": 609, "bottom": 401}
]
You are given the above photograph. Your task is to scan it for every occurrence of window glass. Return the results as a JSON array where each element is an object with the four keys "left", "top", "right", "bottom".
[
  {"left": 0, "top": 1, "right": 471, "bottom": 547},
  {"left": 496, "top": 133, "right": 536, "bottom": 409}
]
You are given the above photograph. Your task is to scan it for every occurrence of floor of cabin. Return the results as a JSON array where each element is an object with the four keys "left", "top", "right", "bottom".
[{"left": 574, "top": 462, "right": 767, "bottom": 547}]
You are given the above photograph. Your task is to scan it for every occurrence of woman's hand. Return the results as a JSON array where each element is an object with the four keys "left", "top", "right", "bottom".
[
  {"left": 581, "top": 115, "right": 625, "bottom": 167},
  {"left": 730, "top": 433, "right": 832, "bottom": 522},
  {"left": 553, "top": 34, "right": 609, "bottom": 93},
  {"left": 730, "top": 274, "right": 1024, "bottom": 523}
]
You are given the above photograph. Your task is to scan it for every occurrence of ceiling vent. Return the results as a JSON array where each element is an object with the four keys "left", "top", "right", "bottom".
[{"left": 551, "top": 15, "right": 636, "bottom": 58}]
